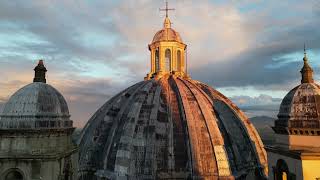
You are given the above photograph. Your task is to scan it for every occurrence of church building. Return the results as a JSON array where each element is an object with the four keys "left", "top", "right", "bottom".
[
  {"left": 0, "top": 60, "right": 78, "bottom": 180},
  {"left": 266, "top": 48, "right": 320, "bottom": 180}
]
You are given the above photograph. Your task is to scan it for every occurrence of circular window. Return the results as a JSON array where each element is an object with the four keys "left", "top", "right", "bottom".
[{"left": 5, "top": 170, "right": 23, "bottom": 180}]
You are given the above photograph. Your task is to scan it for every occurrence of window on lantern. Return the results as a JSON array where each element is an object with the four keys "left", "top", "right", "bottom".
[
  {"left": 177, "top": 50, "right": 182, "bottom": 71},
  {"left": 155, "top": 49, "right": 160, "bottom": 71},
  {"left": 165, "top": 49, "right": 171, "bottom": 71}
]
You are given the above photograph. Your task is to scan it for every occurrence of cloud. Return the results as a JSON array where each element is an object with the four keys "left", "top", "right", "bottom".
[
  {"left": 51, "top": 77, "right": 131, "bottom": 127},
  {"left": 231, "top": 94, "right": 281, "bottom": 106},
  {"left": 230, "top": 94, "right": 281, "bottom": 118},
  {"left": 0, "top": 0, "right": 319, "bottom": 127}
]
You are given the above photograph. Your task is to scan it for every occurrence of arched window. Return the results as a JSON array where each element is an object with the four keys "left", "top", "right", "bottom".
[
  {"left": 177, "top": 50, "right": 182, "bottom": 71},
  {"left": 155, "top": 49, "right": 160, "bottom": 71},
  {"left": 274, "top": 159, "right": 290, "bottom": 180},
  {"left": 5, "top": 170, "right": 23, "bottom": 180},
  {"left": 165, "top": 49, "right": 171, "bottom": 72}
]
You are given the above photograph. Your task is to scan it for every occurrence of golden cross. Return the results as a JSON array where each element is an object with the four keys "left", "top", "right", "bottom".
[{"left": 159, "top": 1, "right": 175, "bottom": 17}]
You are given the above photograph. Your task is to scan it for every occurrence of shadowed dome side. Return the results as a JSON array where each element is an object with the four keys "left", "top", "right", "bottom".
[
  {"left": 78, "top": 75, "right": 267, "bottom": 180},
  {"left": 0, "top": 60, "right": 72, "bottom": 129}
]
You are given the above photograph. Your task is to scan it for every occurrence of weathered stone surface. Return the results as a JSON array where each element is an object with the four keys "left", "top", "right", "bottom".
[
  {"left": 0, "top": 82, "right": 72, "bottom": 129},
  {"left": 78, "top": 75, "right": 267, "bottom": 179},
  {"left": 275, "top": 83, "right": 320, "bottom": 133}
]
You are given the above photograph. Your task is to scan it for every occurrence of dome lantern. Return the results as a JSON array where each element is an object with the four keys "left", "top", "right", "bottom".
[
  {"left": 146, "top": 1, "right": 187, "bottom": 80},
  {"left": 33, "top": 59, "right": 47, "bottom": 83},
  {"left": 300, "top": 45, "right": 314, "bottom": 83}
]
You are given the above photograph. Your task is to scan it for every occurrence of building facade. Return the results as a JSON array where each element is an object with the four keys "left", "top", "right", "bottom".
[
  {"left": 0, "top": 61, "right": 78, "bottom": 180},
  {"left": 266, "top": 49, "right": 320, "bottom": 180}
]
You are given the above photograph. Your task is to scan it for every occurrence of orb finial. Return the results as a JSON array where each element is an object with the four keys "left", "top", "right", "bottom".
[{"left": 33, "top": 60, "right": 47, "bottom": 83}]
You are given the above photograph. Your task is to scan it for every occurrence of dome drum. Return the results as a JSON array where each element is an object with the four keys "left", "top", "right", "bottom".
[{"left": 0, "top": 117, "right": 73, "bottom": 129}]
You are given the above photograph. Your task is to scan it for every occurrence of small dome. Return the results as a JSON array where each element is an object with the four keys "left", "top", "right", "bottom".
[
  {"left": 78, "top": 76, "right": 267, "bottom": 179},
  {"left": 274, "top": 49, "right": 320, "bottom": 133},
  {"left": 275, "top": 83, "right": 320, "bottom": 131},
  {"left": 152, "top": 28, "right": 183, "bottom": 44},
  {"left": 0, "top": 82, "right": 72, "bottom": 129},
  {"left": 151, "top": 17, "right": 183, "bottom": 44}
]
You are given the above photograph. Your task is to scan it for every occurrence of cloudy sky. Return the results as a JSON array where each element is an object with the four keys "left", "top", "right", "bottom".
[{"left": 0, "top": 0, "right": 319, "bottom": 127}]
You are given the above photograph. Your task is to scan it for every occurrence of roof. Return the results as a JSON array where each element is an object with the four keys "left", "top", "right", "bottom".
[
  {"left": 78, "top": 75, "right": 267, "bottom": 179},
  {"left": 0, "top": 82, "right": 72, "bottom": 129},
  {"left": 274, "top": 50, "right": 320, "bottom": 132},
  {"left": 152, "top": 28, "right": 183, "bottom": 44},
  {"left": 275, "top": 83, "right": 320, "bottom": 131},
  {"left": 151, "top": 17, "right": 183, "bottom": 44}
]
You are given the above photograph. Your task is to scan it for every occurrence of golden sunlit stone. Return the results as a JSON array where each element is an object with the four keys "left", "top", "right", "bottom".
[{"left": 145, "top": 15, "right": 187, "bottom": 80}]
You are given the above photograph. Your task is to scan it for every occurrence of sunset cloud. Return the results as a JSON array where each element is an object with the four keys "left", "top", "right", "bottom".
[{"left": 0, "top": 0, "right": 319, "bottom": 127}]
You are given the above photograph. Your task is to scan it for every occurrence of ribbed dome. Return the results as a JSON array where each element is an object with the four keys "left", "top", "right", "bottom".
[
  {"left": 274, "top": 50, "right": 320, "bottom": 134},
  {"left": 78, "top": 76, "right": 267, "bottom": 179},
  {"left": 275, "top": 83, "right": 320, "bottom": 132},
  {"left": 151, "top": 17, "right": 183, "bottom": 44},
  {"left": 152, "top": 28, "right": 183, "bottom": 44},
  {"left": 0, "top": 82, "right": 72, "bottom": 129}
]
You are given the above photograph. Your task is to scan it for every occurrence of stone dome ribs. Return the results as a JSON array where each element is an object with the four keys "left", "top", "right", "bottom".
[{"left": 78, "top": 76, "right": 267, "bottom": 179}]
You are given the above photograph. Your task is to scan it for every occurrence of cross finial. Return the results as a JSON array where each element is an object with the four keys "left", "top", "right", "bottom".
[{"left": 159, "top": 1, "right": 175, "bottom": 18}]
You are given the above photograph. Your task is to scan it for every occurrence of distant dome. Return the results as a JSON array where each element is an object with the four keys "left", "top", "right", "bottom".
[
  {"left": 276, "top": 83, "right": 320, "bottom": 131},
  {"left": 274, "top": 50, "right": 320, "bottom": 133},
  {"left": 78, "top": 76, "right": 267, "bottom": 179},
  {"left": 0, "top": 61, "right": 72, "bottom": 129}
]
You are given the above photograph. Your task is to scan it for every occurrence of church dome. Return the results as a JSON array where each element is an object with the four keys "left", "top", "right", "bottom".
[
  {"left": 151, "top": 17, "right": 183, "bottom": 44},
  {"left": 78, "top": 76, "right": 267, "bottom": 179},
  {"left": 79, "top": 3, "right": 267, "bottom": 179},
  {"left": 152, "top": 28, "right": 183, "bottom": 44},
  {"left": 0, "top": 60, "right": 72, "bottom": 129},
  {"left": 274, "top": 51, "right": 320, "bottom": 134}
]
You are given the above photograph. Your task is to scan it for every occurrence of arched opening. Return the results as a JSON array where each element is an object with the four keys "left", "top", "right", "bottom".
[
  {"left": 5, "top": 170, "right": 23, "bottom": 180},
  {"left": 63, "top": 157, "right": 73, "bottom": 180},
  {"left": 177, "top": 50, "right": 182, "bottom": 71},
  {"left": 165, "top": 49, "right": 171, "bottom": 72},
  {"left": 274, "top": 159, "right": 289, "bottom": 180},
  {"left": 155, "top": 49, "right": 160, "bottom": 71}
]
